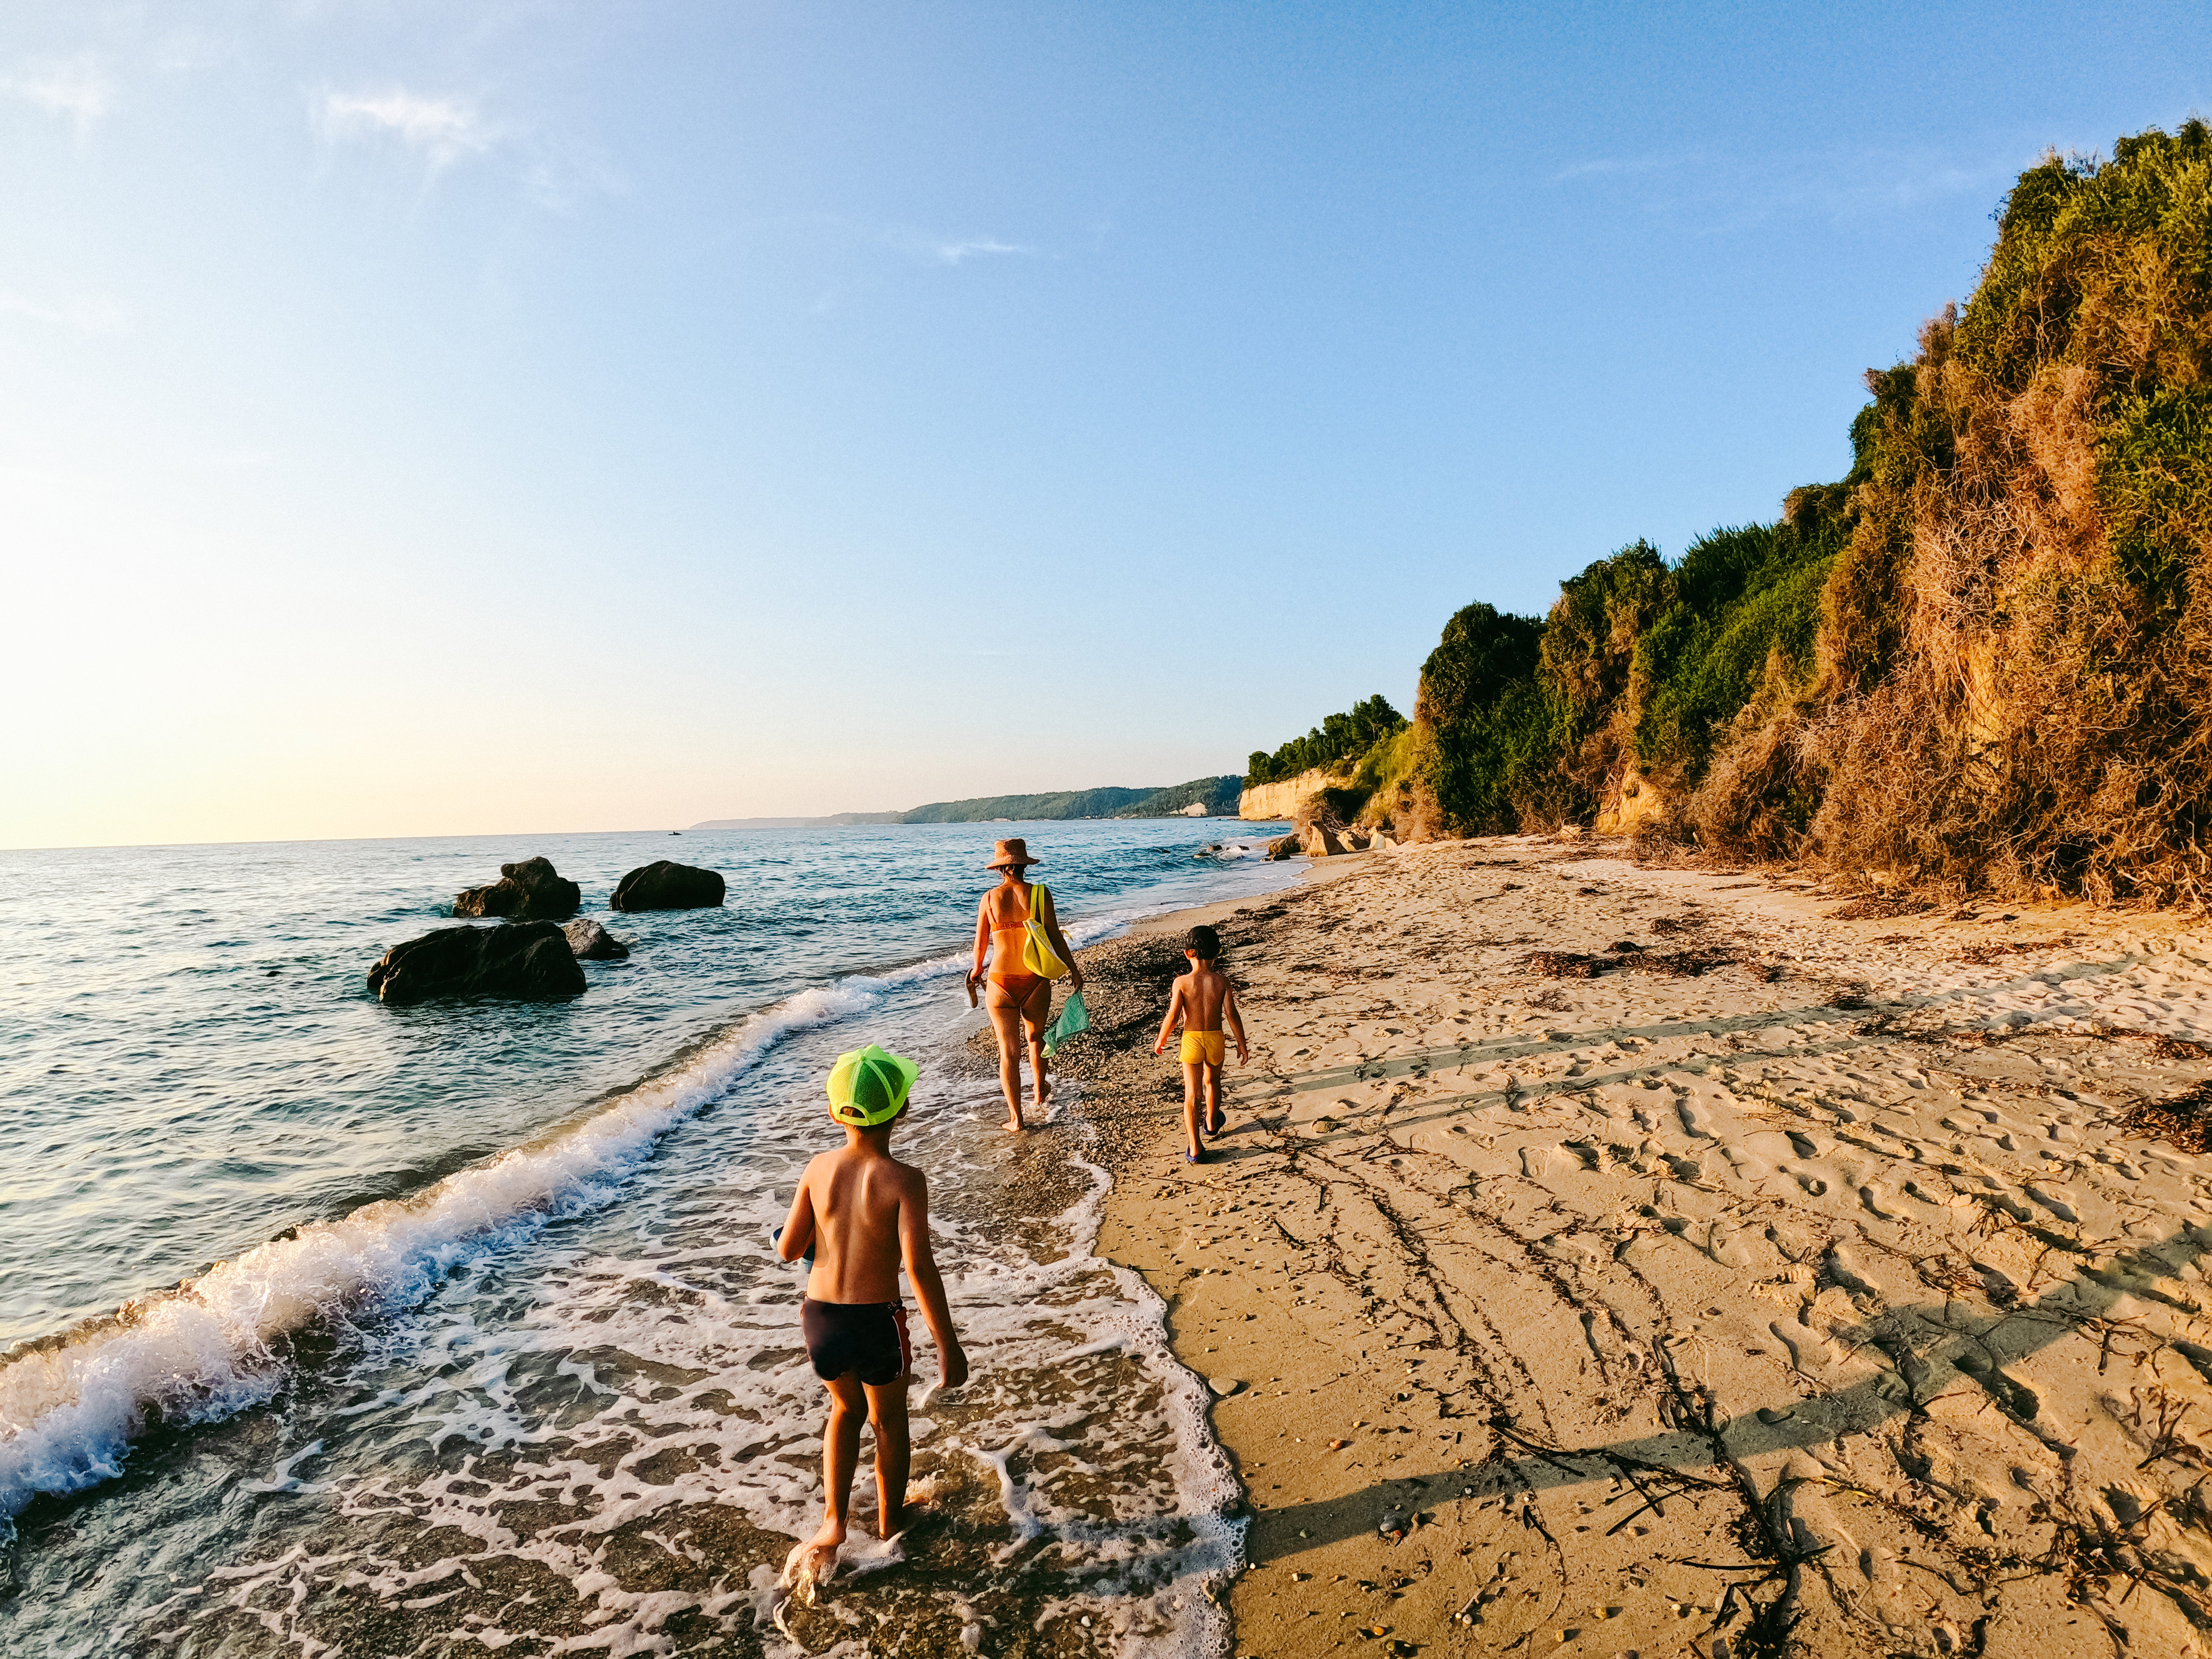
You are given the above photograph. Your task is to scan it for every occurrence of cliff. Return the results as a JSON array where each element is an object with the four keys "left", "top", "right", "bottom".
[
  {"left": 1241, "top": 123, "right": 2212, "bottom": 905},
  {"left": 1237, "top": 768, "right": 1336, "bottom": 821},
  {"left": 1112, "top": 775, "right": 1243, "bottom": 818}
]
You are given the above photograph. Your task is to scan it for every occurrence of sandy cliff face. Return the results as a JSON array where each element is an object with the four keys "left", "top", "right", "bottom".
[
  {"left": 1238, "top": 768, "right": 1335, "bottom": 821},
  {"left": 1593, "top": 760, "right": 1672, "bottom": 836}
]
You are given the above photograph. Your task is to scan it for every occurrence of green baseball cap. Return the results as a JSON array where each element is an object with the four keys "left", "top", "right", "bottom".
[{"left": 826, "top": 1044, "right": 920, "bottom": 1127}]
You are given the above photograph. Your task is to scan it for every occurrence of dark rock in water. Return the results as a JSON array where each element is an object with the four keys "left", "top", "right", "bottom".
[
  {"left": 611, "top": 860, "right": 725, "bottom": 912},
  {"left": 563, "top": 918, "right": 630, "bottom": 960},
  {"left": 1266, "top": 834, "right": 1298, "bottom": 861},
  {"left": 454, "top": 856, "right": 580, "bottom": 920},
  {"left": 367, "top": 923, "right": 586, "bottom": 1004}
]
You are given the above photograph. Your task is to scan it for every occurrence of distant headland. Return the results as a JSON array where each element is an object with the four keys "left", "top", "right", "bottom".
[{"left": 691, "top": 774, "right": 1243, "bottom": 831}]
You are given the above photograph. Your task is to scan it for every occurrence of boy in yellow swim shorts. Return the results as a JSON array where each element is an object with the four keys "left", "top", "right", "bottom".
[{"left": 1151, "top": 924, "right": 1249, "bottom": 1165}]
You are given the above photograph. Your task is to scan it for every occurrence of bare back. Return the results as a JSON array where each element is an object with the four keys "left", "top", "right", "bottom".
[
  {"left": 1177, "top": 964, "right": 1234, "bottom": 1032},
  {"left": 978, "top": 880, "right": 1037, "bottom": 937},
  {"left": 799, "top": 1145, "right": 920, "bottom": 1304}
]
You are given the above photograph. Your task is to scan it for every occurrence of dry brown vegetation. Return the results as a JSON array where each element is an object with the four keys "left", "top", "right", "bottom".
[
  {"left": 1688, "top": 126, "right": 2212, "bottom": 904},
  {"left": 1277, "top": 123, "right": 2212, "bottom": 910}
]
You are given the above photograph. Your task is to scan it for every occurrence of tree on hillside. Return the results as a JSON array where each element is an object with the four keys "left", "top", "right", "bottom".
[
  {"left": 1246, "top": 695, "right": 1407, "bottom": 785},
  {"left": 1251, "top": 123, "right": 2212, "bottom": 904}
]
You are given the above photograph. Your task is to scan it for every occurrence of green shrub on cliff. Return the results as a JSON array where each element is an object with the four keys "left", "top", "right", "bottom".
[
  {"left": 1245, "top": 694, "right": 1407, "bottom": 786},
  {"left": 1248, "top": 125, "right": 2212, "bottom": 902},
  {"left": 1412, "top": 602, "right": 1551, "bottom": 831},
  {"left": 1633, "top": 521, "right": 1835, "bottom": 777},
  {"left": 1390, "top": 527, "right": 1834, "bottom": 834},
  {"left": 1796, "top": 120, "right": 2212, "bottom": 901}
]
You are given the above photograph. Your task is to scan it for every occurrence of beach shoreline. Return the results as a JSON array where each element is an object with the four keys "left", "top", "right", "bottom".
[
  {"left": 0, "top": 821, "right": 1298, "bottom": 1658},
  {"left": 1067, "top": 835, "right": 2212, "bottom": 1658}
]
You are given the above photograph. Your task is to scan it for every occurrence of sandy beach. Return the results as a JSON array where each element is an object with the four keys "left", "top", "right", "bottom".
[{"left": 1064, "top": 836, "right": 2212, "bottom": 1658}]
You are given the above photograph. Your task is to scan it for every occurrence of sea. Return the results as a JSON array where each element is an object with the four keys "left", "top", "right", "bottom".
[{"left": 0, "top": 820, "right": 1300, "bottom": 1657}]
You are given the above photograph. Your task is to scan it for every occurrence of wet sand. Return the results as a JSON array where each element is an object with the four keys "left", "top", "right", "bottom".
[{"left": 1065, "top": 835, "right": 2212, "bottom": 1658}]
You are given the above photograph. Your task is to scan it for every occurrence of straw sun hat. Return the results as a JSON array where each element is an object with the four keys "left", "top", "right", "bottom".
[{"left": 987, "top": 838, "right": 1041, "bottom": 869}]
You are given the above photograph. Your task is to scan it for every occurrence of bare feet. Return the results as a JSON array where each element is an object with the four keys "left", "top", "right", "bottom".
[
  {"left": 1004, "top": 1114, "right": 1027, "bottom": 1133},
  {"left": 779, "top": 1524, "right": 844, "bottom": 1604},
  {"left": 1035, "top": 1072, "right": 1053, "bottom": 1107},
  {"left": 880, "top": 1493, "right": 936, "bottom": 1540}
]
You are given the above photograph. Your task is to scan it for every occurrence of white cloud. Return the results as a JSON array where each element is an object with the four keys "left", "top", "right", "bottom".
[
  {"left": 880, "top": 227, "right": 1040, "bottom": 266},
  {"left": 1551, "top": 152, "right": 1700, "bottom": 183},
  {"left": 314, "top": 87, "right": 618, "bottom": 210},
  {"left": 317, "top": 87, "right": 498, "bottom": 170},
  {"left": 3, "top": 56, "right": 114, "bottom": 131},
  {"left": 934, "top": 236, "right": 1036, "bottom": 265},
  {"left": 0, "top": 289, "right": 129, "bottom": 335}
]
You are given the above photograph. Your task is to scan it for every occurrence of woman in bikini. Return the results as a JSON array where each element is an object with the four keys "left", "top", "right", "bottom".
[{"left": 966, "top": 838, "right": 1084, "bottom": 1133}]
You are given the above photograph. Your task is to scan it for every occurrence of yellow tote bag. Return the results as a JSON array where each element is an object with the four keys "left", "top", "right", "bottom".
[{"left": 1021, "top": 883, "right": 1070, "bottom": 979}]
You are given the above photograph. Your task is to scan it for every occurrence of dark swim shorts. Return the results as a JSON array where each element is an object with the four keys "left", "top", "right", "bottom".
[{"left": 801, "top": 1298, "right": 913, "bottom": 1385}]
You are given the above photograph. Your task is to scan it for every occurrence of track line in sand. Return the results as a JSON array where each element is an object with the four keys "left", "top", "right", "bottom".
[{"left": 1072, "top": 837, "right": 2212, "bottom": 1659}]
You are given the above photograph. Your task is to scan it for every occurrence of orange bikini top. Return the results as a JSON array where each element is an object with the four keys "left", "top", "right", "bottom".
[{"left": 988, "top": 884, "right": 1044, "bottom": 974}]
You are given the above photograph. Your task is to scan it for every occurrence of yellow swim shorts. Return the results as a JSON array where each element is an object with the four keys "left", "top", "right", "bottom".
[{"left": 1179, "top": 1030, "right": 1225, "bottom": 1066}]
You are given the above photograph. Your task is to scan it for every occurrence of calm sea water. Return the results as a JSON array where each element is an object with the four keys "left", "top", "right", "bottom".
[{"left": 0, "top": 821, "right": 1296, "bottom": 1656}]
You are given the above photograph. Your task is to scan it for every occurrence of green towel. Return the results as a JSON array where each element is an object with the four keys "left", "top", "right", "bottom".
[{"left": 1042, "top": 990, "right": 1090, "bottom": 1057}]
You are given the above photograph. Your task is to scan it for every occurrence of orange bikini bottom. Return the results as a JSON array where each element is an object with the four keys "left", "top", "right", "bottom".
[{"left": 990, "top": 972, "right": 1044, "bottom": 1006}]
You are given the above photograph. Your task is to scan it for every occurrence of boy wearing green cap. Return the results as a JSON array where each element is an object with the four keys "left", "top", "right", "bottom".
[{"left": 775, "top": 1045, "right": 969, "bottom": 1585}]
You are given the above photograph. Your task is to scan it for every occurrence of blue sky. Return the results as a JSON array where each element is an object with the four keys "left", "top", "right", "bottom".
[{"left": 3, "top": 2, "right": 2205, "bottom": 846}]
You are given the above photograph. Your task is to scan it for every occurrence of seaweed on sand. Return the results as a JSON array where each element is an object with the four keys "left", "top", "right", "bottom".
[{"left": 2117, "top": 1081, "right": 2212, "bottom": 1155}]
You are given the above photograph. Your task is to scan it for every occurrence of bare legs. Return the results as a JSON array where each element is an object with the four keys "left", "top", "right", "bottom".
[
  {"left": 984, "top": 981, "right": 1053, "bottom": 1132},
  {"left": 802, "top": 1373, "right": 914, "bottom": 1578},
  {"left": 868, "top": 1379, "right": 913, "bottom": 1533},
  {"left": 1180, "top": 1060, "right": 1224, "bottom": 1160}
]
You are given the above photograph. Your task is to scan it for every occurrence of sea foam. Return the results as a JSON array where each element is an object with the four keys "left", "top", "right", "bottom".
[
  {"left": 0, "top": 892, "right": 1204, "bottom": 1528},
  {"left": 0, "top": 973, "right": 898, "bottom": 1526}
]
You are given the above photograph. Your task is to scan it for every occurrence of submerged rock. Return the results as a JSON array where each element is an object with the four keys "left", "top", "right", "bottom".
[
  {"left": 454, "top": 856, "right": 580, "bottom": 920},
  {"left": 563, "top": 918, "right": 630, "bottom": 960},
  {"left": 611, "top": 860, "right": 725, "bottom": 912},
  {"left": 367, "top": 923, "right": 586, "bottom": 1004}
]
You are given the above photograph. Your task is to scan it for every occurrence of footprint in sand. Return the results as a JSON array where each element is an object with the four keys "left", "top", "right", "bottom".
[
  {"left": 2026, "top": 1185, "right": 2070, "bottom": 1230},
  {"left": 1520, "top": 1144, "right": 1573, "bottom": 1181},
  {"left": 1859, "top": 1182, "right": 1899, "bottom": 1219},
  {"left": 1705, "top": 1224, "right": 1760, "bottom": 1269},
  {"left": 1825, "top": 1243, "right": 1878, "bottom": 1296},
  {"left": 1767, "top": 1318, "right": 1837, "bottom": 1380}
]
